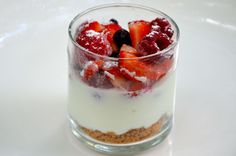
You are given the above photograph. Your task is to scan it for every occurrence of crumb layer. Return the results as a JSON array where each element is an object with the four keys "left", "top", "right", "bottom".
[{"left": 81, "top": 116, "right": 166, "bottom": 144}]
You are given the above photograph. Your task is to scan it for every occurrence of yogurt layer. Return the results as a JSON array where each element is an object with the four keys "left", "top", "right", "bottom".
[{"left": 68, "top": 72, "right": 176, "bottom": 135}]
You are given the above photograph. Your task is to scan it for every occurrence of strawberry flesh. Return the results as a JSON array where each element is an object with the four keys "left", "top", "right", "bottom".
[
  {"left": 81, "top": 60, "right": 113, "bottom": 88},
  {"left": 104, "top": 64, "right": 145, "bottom": 92},
  {"left": 81, "top": 21, "right": 105, "bottom": 33},
  {"left": 104, "top": 23, "right": 122, "bottom": 52},
  {"left": 119, "top": 45, "right": 164, "bottom": 81},
  {"left": 128, "top": 20, "right": 151, "bottom": 49},
  {"left": 82, "top": 60, "right": 104, "bottom": 80}
]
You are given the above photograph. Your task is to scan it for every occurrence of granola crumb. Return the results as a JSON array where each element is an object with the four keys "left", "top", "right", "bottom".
[{"left": 81, "top": 116, "right": 167, "bottom": 144}]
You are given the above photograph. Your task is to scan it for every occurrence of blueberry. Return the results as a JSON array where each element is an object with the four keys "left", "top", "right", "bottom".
[
  {"left": 110, "top": 52, "right": 120, "bottom": 58},
  {"left": 113, "top": 29, "right": 132, "bottom": 49},
  {"left": 109, "top": 18, "right": 118, "bottom": 24}
]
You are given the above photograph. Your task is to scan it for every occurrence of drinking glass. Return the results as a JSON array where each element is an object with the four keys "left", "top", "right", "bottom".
[{"left": 67, "top": 3, "right": 179, "bottom": 155}]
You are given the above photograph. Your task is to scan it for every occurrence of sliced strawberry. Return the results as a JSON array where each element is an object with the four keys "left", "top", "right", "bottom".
[
  {"left": 119, "top": 45, "right": 166, "bottom": 81},
  {"left": 82, "top": 60, "right": 104, "bottom": 80},
  {"left": 101, "top": 60, "right": 145, "bottom": 92},
  {"left": 104, "top": 66, "right": 145, "bottom": 91},
  {"left": 94, "top": 60, "right": 104, "bottom": 69},
  {"left": 80, "top": 60, "right": 113, "bottom": 88},
  {"left": 102, "top": 61, "right": 119, "bottom": 80},
  {"left": 104, "top": 23, "right": 122, "bottom": 52},
  {"left": 113, "top": 77, "right": 145, "bottom": 92},
  {"left": 159, "top": 58, "right": 173, "bottom": 72},
  {"left": 104, "top": 23, "right": 122, "bottom": 40},
  {"left": 152, "top": 58, "right": 173, "bottom": 80},
  {"left": 82, "top": 21, "right": 105, "bottom": 33},
  {"left": 102, "top": 63, "right": 128, "bottom": 89},
  {"left": 128, "top": 81, "right": 146, "bottom": 92},
  {"left": 81, "top": 61, "right": 99, "bottom": 81},
  {"left": 76, "top": 30, "right": 112, "bottom": 56},
  {"left": 120, "top": 44, "right": 138, "bottom": 55},
  {"left": 128, "top": 20, "right": 151, "bottom": 49}
]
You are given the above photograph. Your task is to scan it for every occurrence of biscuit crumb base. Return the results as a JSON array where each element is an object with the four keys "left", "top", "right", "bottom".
[{"left": 81, "top": 117, "right": 166, "bottom": 144}]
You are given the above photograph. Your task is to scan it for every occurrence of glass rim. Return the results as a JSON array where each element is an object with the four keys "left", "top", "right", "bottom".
[{"left": 68, "top": 3, "right": 180, "bottom": 60}]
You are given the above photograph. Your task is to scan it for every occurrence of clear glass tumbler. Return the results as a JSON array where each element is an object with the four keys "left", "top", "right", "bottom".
[{"left": 67, "top": 3, "right": 179, "bottom": 155}]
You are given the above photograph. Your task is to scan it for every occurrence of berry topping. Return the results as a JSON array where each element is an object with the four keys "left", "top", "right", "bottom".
[
  {"left": 104, "top": 23, "right": 122, "bottom": 52},
  {"left": 104, "top": 64, "right": 145, "bottom": 92},
  {"left": 80, "top": 60, "right": 113, "bottom": 88},
  {"left": 81, "top": 21, "right": 105, "bottom": 33},
  {"left": 119, "top": 45, "right": 164, "bottom": 81},
  {"left": 109, "top": 18, "right": 118, "bottom": 24},
  {"left": 113, "top": 29, "right": 132, "bottom": 49},
  {"left": 81, "top": 61, "right": 100, "bottom": 80},
  {"left": 76, "top": 30, "right": 112, "bottom": 56},
  {"left": 137, "top": 31, "right": 172, "bottom": 55},
  {"left": 151, "top": 18, "right": 173, "bottom": 38},
  {"left": 137, "top": 37, "right": 160, "bottom": 56},
  {"left": 128, "top": 20, "right": 151, "bottom": 49},
  {"left": 74, "top": 17, "right": 175, "bottom": 93},
  {"left": 151, "top": 18, "right": 170, "bottom": 29},
  {"left": 155, "top": 32, "right": 173, "bottom": 50}
]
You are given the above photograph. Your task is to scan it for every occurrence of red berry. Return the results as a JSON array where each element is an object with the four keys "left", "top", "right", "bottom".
[
  {"left": 151, "top": 18, "right": 170, "bottom": 28},
  {"left": 155, "top": 32, "right": 173, "bottom": 50},
  {"left": 151, "top": 18, "right": 174, "bottom": 38},
  {"left": 119, "top": 45, "right": 164, "bottom": 81},
  {"left": 164, "top": 27, "right": 174, "bottom": 38},
  {"left": 104, "top": 23, "right": 122, "bottom": 40},
  {"left": 81, "top": 60, "right": 113, "bottom": 88},
  {"left": 119, "top": 44, "right": 138, "bottom": 55},
  {"left": 128, "top": 20, "right": 151, "bottom": 49},
  {"left": 102, "top": 62, "right": 128, "bottom": 89},
  {"left": 153, "top": 58, "right": 173, "bottom": 80},
  {"left": 101, "top": 59, "right": 146, "bottom": 92},
  {"left": 104, "top": 65, "right": 145, "bottom": 92},
  {"left": 160, "top": 58, "right": 173, "bottom": 72},
  {"left": 104, "top": 23, "right": 122, "bottom": 52},
  {"left": 137, "top": 32, "right": 160, "bottom": 56},
  {"left": 82, "top": 60, "right": 104, "bottom": 80},
  {"left": 81, "top": 21, "right": 105, "bottom": 33},
  {"left": 76, "top": 30, "right": 112, "bottom": 56},
  {"left": 137, "top": 31, "right": 172, "bottom": 55}
]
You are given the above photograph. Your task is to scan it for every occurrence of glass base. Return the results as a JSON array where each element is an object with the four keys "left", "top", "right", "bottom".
[{"left": 69, "top": 116, "right": 172, "bottom": 155}]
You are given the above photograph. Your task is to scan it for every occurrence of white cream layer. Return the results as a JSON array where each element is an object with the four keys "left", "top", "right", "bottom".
[{"left": 68, "top": 72, "right": 176, "bottom": 135}]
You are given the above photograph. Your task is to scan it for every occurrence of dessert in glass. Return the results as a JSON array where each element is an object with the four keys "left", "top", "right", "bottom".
[{"left": 67, "top": 4, "right": 179, "bottom": 155}]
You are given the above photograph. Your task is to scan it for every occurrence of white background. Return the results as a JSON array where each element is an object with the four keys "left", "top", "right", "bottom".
[{"left": 0, "top": 0, "right": 236, "bottom": 155}]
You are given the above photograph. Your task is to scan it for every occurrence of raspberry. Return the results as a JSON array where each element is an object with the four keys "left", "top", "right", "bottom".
[
  {"left": 137, "top": 32, "right": 160, "bottom": 56},
  {"left": 76, "top": 30, "right": 112, "bottom": 56},
  {"left": 137, "top": 31, "right": 172, "bottom": 56},
  {"left": 155, "top": 32, "right": 172, "bottom": 50},
  {"left": 151, "top": 17, "right": 174, "bottom": 38}
]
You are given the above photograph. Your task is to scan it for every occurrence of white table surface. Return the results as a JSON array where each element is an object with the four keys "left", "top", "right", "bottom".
[{"left": 0, "top": 0, "right": 236, "bottom": 155}]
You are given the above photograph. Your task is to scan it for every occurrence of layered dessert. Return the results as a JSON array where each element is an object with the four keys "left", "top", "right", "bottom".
[{"left": 68, "top": 17, "right": 176, "bottom": 144}]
